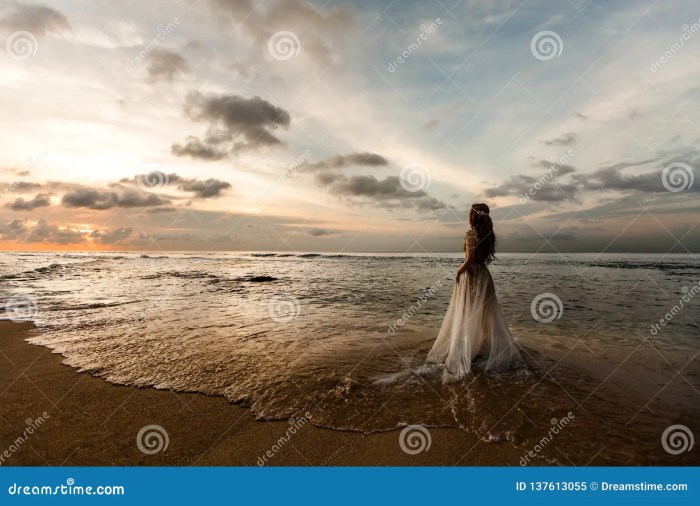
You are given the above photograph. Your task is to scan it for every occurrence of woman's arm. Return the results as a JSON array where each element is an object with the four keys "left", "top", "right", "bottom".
[{"left": 455, "top": 248, "right": 474, "bottom": 281}]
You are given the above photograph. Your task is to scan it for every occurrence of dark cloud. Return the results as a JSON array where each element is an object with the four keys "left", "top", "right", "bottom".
[
  {"left": 308, "top": 228, "right": 338, "bottom": 236},
  {"left": 177, "top": 178, "right": 231, "bottom": 198},
  {"left": 0, "top": 181, "right": 42, "bottom": 192},
  {"left": 147, "top": 49, "right": 190, "bottom": 82},
  {"left": 315, "top": 172, "right": 447, "bottom": 211},
  {"left": 484, "top": 160, "right": 579, "bottom": 202},
  {"left": 91, "top": 227, "right": 133, "bottom": 244},
  {"left": 16, "top": 170, "right": 30, "bottom": 176},
  {"left": 171, "top": 136, "right": 228, "bottom": 160},
  {"left": 61, "top": 187, "right": 170, "bottom": 210},
  {"left": 172, "top": 91, "right": 291, "bottom": 159},
  {"left": 0, "top": 219, "right": 27, "bottom": 239},
  {"left": 577, "top": 160, "right": 699, "bottom": 193},
  {"left": 26, "top": 219, "right": 85, "bottom": 244},
  {"left": 146, "top": 206, "right": 178, "bottom": 214},
  {"left": 301, "top": 152, "right": 388, "bottom": 172},
  {"left": 542, "top": 132, "right": 577, "bottom": 146},
  {"left": 484, "top": 155, "right": 699, "bottom": 204},
  {"left": 6, "top": 193, "right": 50, "bottom": 211},
  {"left": 0, "top": 3, "right": 70, "bottom": 35},
  {"left": 124, "top": 173, "right": 232, "bottom": 199}
]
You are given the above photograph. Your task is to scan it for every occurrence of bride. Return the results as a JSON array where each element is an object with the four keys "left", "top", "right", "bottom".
[{"left": 427, "top": 203, "right": 526, "bottom": 378}]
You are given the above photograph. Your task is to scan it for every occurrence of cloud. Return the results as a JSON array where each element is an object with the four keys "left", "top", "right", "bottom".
[
  {"left": 315, "top": 172, "right": 447, "bottom": 211},
  {"left": 577, "top": 159, "right": 699, "bottom": 193},
  {"left": 172, "top": 91, "right": 291, "bottom": 159},
  {"left": 91, "top": 227, "right": 133, "bottom": 244},
  {"left": 0, "top": 218, "right": 27, "bottom": 239},
  {"left": 177, "top": 178, "right": 231, "bottom": 198},
  {"left": 146, "top": 206, "right": 178, "bottom": 214},
  {"left": 125, "top": 173, "right": 232, "bottom": 198},
  {"left": 484, "top": 155, "right": 699, "bottom": 204},
  {"left": 211, "top": 0, "right": 356, "bottom": 67},
  {"left": 0, "top": 3, "right": 71, "bottom": 36},
  {"left": 0, "top": 181, "right": 42, "bottom": 193},
  {"left": 307, "top": 228, "right": 339, "bottom": 236},
  {"left": 138, "top": 232, "right": 197, "bottom": 241},
  {"left": 6, "top": 193, "right": 50, "bottom": 211},
  {"left": 483, "top": 160, "right": 579, "bottom": 202},
  {"left": 300, "top": 152, "right": 388, "bottom": 172},
  {"left": 541, "top": 132, "right": 577, "bottom": 146},
  {"left": 61, "top": 186, "right": 170, "bottom": 209},
  {"left": 171, "top": 136, "right": 228, "bottom": 160},
  {"left": 147, "top": 49, "right": 190, "bottom": 82},
  {"left": 26, "top": 219, "right": 85, "bottom": 244}
]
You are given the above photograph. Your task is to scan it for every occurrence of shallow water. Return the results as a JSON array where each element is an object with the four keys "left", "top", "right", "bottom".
[{"left": 1, "top": 251, "right": 699, "bottom": 464}]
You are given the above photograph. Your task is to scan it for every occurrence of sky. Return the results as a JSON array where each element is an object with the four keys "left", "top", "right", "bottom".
[{"left": 0, "top": 0, "right": 699, "bottom": 253}]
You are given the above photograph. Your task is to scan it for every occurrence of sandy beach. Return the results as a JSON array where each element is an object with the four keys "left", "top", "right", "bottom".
[{"left": 0, "top": 321, "right": 524, "bottom": 466}]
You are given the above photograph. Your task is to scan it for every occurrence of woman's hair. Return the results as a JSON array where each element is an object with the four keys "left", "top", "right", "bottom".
[{"left": 469, "top": 203, "right": 496, "bottom": 265}]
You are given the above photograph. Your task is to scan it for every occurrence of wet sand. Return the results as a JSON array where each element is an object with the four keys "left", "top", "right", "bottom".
[{"left": 0, "top": 321, "right": 522, "bottom": 466}]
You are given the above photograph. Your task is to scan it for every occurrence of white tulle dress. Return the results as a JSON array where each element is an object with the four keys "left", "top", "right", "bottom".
[{"left": 427, "top": 230, "right": 526, "bottom": 378}]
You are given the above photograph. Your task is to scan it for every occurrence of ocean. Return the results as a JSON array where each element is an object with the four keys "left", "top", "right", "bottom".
[{"left": 1, "top": 251, "right": 699, "bottom": 465}]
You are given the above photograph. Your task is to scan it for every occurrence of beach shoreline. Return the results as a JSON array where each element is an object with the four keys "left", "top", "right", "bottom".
[{"left": 0, "top": 321, "right": 524, "bottom": 466}]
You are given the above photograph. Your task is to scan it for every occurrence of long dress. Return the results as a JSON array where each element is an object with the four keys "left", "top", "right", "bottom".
[{"left": 427, "top": 230, "right": 526, "bottom": 378}]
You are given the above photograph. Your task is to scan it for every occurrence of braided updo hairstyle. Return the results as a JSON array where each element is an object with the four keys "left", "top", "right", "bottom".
[{"left": 469, "top": 203, "right": 496, "bottom": 265}]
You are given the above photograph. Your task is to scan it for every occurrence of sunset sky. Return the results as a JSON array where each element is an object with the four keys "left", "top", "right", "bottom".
[{"left": 0, "top": 0, "right": 699, "bottom": 252}]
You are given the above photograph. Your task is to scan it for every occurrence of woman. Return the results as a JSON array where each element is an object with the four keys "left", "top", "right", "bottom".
[{"left": 427, "top": 203, "right": 526, "bottom": 378}]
